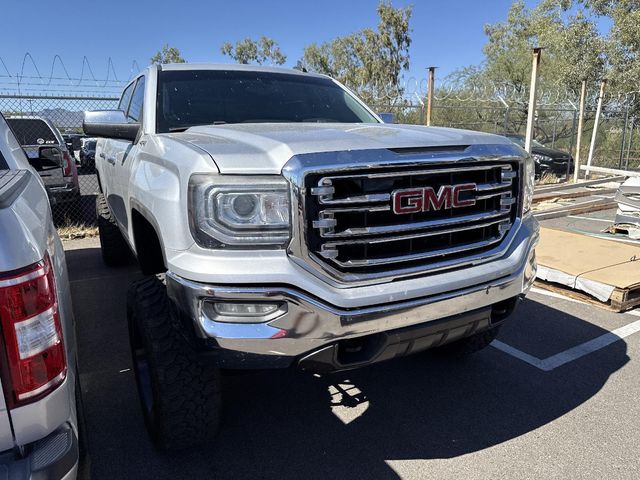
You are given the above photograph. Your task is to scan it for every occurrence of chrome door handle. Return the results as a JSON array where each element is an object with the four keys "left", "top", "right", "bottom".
[
  {"left": 98, "top": 152, "right": 105, "bottom": 159},
  {"left": 106, "top": 156, "right": 116, "bottom": 165}
]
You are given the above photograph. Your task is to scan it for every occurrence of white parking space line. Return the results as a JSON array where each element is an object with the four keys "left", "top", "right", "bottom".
[
  {"left": 567, "top": 215, "right": 614, "bottom": 223},
  {"left": 493, "top": 317, "right": 640, "bottom": 371},
  {"left": 625, "top": 309, "right": 640, "bottom": 318},
  {"left": 494, "top": 285, "right": 640, "bottom": 371},
  {"left": 530, "top": 286, "right": 585, "bottom": 305},
  {"left": 491, "top": 340, "right": 547, "bottom": 370}
]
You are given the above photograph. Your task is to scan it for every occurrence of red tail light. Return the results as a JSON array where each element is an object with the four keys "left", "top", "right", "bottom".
[
  {"left": 0, "top": 255, "right": 66, "bottom": 406},
  {"left": 62, "top": 151, "right": 73, "bottom": 177}
]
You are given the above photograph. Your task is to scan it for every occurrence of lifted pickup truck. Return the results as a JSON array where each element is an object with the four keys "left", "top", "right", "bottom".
[{"left": 84, "top": 63, "right": 539, "bottom": 451}]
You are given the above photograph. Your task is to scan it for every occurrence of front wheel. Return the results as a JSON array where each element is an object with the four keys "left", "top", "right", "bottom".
[{"left": 127, "top": 275, "right": 222, "bottom": 451}]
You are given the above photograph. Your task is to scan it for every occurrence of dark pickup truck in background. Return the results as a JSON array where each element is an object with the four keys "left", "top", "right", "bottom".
[{"left": 6, "top": 117, "right": 80, "bottom": 207}]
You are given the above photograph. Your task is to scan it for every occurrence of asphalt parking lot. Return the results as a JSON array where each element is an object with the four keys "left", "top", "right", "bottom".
[{"left": 67, "top": 232, "right": 640, "bottom": 480}]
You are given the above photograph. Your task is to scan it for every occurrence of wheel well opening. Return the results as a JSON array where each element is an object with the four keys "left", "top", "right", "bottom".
[{"left": 131, "top": 209, "right": 166, "bottom": 275}]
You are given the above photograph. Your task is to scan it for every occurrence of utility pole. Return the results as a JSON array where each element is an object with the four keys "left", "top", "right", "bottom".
[
  {"left": 585, "top": 79, "right": 607, "bottom": 179},
  {"left": 573, "top": 79, "right": 587, "bottom": 183},
  {"left": 426, "top": 66, "right": 436, "bottom": 127},
  {"left": 525, "top": 48, "right": 543, "bottom": 154}
]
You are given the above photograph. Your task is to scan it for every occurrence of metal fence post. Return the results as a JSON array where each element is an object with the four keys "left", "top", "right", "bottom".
[
  {"left": 503, "top": 107, "right": 510, "bottom": 133},
  {"left": 525, "top": 48, "right": 542, "bottom": 153},
  {"left": 619, "top": 105, "right": 630, "bottom": 169},
  {"left": 626, "top": 119, "right": 635, "bottom": 170},
  {"left": 573, "top": 80, "right": 587, "bottom": 183},
  {"left": 426, "top": 66, "right": 436, "bottom": 127},
  {"left": 567, "top": 107, "right": 578, "bottom": 179},
  {"left": 497, "top": 95, "right": 510, "bottom": 134},
  {"left": 585, "top": 79, "right": 607, "bottom": 179}
]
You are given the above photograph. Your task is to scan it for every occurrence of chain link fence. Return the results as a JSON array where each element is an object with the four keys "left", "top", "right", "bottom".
[
  {"left": 1, "top": 84, "right": 638, "bottom": 231},
  {"left": 375, "top": 100, "right": 640, "bottom": 177},
  {"left": 0, "top": 94, "right": 118, "bottom": 228}
]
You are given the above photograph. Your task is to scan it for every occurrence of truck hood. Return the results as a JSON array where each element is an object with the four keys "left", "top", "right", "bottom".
[{"left": 171, "top": 123, "right": 512, "bottom": 174}]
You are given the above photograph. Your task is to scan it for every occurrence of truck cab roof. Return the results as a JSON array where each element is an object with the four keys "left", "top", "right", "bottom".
[{"left": 153, "top": 62, "right": 326, "bottom": 79}]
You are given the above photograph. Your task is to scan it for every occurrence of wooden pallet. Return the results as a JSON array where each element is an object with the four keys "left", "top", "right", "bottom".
[
  {"left": 610, "top": 285, "right": 640, "bottom": 312},
  {"left": 534, "top": 279, "right": 640, "bottom": 312},
  {"left": 535, "top": 227, "right": 640, "bottom": 312}
]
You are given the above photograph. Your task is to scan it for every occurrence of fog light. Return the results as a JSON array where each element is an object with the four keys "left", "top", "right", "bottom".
[
  {"left": 215, "top": 303, "right": 279, "bottom": 316},
  {"left": 523, "top": 250, "right": 537, "bottom": 292},
  {"left": 203, "top": 301, "right": 287, "bottom": 323}
]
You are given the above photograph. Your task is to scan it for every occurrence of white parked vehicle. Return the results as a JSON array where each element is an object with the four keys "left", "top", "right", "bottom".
[{"left": 84, "top": 63, "right": 539, "bottom": 451}]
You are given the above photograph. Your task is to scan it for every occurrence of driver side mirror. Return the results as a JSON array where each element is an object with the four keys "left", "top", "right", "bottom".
[{"left": 83, "top": 110, "right": 140, "bottom": 141}]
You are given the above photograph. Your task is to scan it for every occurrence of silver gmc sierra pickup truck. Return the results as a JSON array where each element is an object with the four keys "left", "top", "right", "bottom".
[{"left": 84, "top": 63, "right": 539, "bottom": 451}]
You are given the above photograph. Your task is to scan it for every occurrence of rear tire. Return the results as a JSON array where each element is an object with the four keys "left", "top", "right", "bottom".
[
  {"left": 433, "top": 326, "right": 501, "bottom": 358},
  {"left": 128, "top": 275, "right": 222, "bottom": 451},
  {"left": 96, "top": 193, "right": 130, "bottom": 266}
]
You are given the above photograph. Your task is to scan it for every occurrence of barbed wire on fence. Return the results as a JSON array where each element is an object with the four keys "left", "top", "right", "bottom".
[
  {"left": 0, "top": 54, "right": 142, "bottom": 95},
  {"left": 0, "top": 60, "right": 637, "bottom": 228},
  {"left": 345, "top": 73, "right": 640, "bottom": 112}
]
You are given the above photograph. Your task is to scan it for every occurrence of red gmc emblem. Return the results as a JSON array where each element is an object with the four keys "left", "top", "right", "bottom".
[{"left": 391, "top": 183, "right": 477, "bottom": 214}]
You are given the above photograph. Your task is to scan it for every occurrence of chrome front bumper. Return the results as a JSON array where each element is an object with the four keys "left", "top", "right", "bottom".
[{"left": 166, "top": 222, "right": 538, "bottom": 367}]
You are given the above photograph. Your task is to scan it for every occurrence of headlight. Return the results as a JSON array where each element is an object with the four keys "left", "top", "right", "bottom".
[
  {"left": 522, "top": 155, "right": 535, "bottom": 214},
  {"left": 532, "top": 153, "right": 552, "bottom": 163},
  {"left": 189, "top": 175, "right": 291, "bottom": 248}
]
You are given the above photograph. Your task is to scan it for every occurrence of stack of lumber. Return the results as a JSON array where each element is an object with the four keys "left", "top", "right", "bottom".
[{"left": 535, "top": 227, "right": 640, "bottom": 312}]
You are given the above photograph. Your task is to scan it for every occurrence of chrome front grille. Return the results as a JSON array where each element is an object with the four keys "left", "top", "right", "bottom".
[{"left": 303, "top": 161, "right": 520, "bottom": 277}]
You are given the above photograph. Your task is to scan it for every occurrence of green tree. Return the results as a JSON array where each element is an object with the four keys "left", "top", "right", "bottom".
[
  {"left": 300, "top": 1, "right": 412, "bottom": 104},
  {"left": 581, "top": 0, "right": 640, "bottom": 95},
  {"left": 221, "top": 36, "right": 286, "bottom": 65},
  {"left": 438, "top": 0, "right": 607, "bottom": 141},
  {"left": 481, "top": 0, "right": 605, "bottom": 95},
  {"left": 150, "top": 45, "right": 186, "bottom": 65}
]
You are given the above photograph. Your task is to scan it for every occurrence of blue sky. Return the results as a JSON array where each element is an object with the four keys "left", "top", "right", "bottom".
[{"left": 0, "top": 0, "right": 607, "bottom": 89}]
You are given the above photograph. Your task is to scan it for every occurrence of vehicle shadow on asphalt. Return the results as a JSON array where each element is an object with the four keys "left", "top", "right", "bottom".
[{"left": 66, "top": 247, "right": 629, "bottom": 480}]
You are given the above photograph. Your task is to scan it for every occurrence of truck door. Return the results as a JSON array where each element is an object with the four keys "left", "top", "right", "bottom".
[{"left": 101, "top": 77, "right": 144, "bottom": 231}]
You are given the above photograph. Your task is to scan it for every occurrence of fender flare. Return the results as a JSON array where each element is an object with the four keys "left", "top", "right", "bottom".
[{"left": 129, "top": 198, "right": 168, "bottom": 269}]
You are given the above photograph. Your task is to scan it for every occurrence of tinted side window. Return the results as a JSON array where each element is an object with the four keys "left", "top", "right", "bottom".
[
  {"left": 127, "top": 77, "right": 145, "bottom": 123},
  {"left": 118, "top": 82, "right": 135, "bottom": 112},
  {"left": 0, "top": 150, "right": 7, "bottom": 170},
  {"left": 6, "top": 119, "right": 58, "bottom": 146}
]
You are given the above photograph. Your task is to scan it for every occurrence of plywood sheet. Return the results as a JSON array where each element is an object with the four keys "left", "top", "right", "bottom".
[
  {"left": 581, "top": 262, "right": 640, "bottom": 290},
  {"left": 537, "top": 227, "right": 640, "bottom": 289}
]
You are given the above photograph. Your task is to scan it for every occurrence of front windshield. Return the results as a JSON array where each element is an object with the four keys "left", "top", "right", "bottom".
[{"left": 156, "top": 70, "right": 379, "bottom": 133}]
